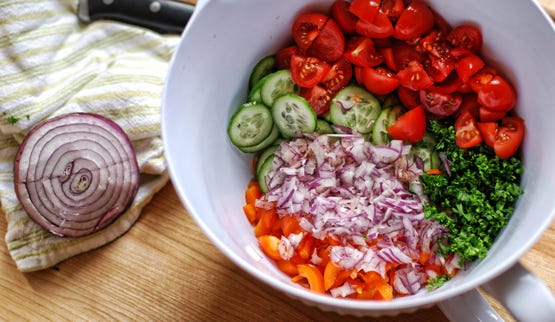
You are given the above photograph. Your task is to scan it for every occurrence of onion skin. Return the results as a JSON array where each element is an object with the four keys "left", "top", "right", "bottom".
[{"left": 13, "top": 113, "right": 140, "bottom": 238}]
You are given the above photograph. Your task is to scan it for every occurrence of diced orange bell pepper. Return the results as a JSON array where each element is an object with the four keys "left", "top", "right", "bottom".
[
  {"left": 323, "top": 261, "right": 341, "bottom": 290},
  {"left": 245, "top": 180, "right": 262, "bottom": 205},
  {"left": 242, "top": 203, "right": 259, "bottom": 224},
  {"left": 258, "top": 235, "right": 282, "bottom": 260},
  {"left": 294, "top": 264, "right": 325, "bottom": 293}
]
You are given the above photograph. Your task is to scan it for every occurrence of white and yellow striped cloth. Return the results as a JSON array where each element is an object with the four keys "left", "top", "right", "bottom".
[{"left": 0, "top": 0, "right": 180, "bottom": 271}]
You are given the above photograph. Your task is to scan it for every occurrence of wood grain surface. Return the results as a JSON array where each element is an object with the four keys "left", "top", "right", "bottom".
[{"left": 1, "top": 1, "right": 554, "bottom": 321}]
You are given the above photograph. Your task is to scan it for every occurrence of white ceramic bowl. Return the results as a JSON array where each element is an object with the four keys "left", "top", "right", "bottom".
[{"left": 162, "top": 0, "right": 555, "bottom": 318}]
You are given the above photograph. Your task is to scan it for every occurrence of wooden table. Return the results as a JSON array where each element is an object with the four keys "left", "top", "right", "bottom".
[{"left": 2, "top": 1, "right": 555, "bottom": 321}]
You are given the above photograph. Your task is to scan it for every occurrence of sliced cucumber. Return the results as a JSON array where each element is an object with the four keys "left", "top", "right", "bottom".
[
  {"left": 227, "top": 102, "right": 274, "bottom": 148},
  {"left": 271, "top": 94, "right": 317, "bottom": 139},
  {"left": 256, "top": 145, "right": 279, "bottom": 174},
  {"left": 329, "top": 85, "right": 381, "bottom": 134},
  {"left": 315, "top": 118, "right": 334, "bottom": 135},
  {"left": 261, "top": 69, "right": 299, "bottom": 107},
  {"left": 411, "top": 132, "right": 441, "bottom": 171},
  {"left": 249, "top": 55, "right": 276, "bottom": 89},
  {"left": 371, "top": 105, "right": 402, "bottom": 146},
  {"left": 238, "top": 124, "right": 280, "bottom": 153},
  {"left": 257, "top": 154, "right": 275, "bottom": 193}
]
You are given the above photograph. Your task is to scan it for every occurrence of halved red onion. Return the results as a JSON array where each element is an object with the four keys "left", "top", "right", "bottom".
[{"left": 14, "top": 113, "right": 140, "bottom": 238}]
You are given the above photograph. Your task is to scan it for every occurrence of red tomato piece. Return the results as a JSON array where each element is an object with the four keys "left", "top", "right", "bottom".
[
  {"left": 320, "top": 57, "right": 353, "bottom": 93},
  {"left": 479, "top": 106, "right": 506, "bottom": 122},
  {"left": 307, "top": 18, "right": 346, "bottom": 62},
  {"left": 275, "top": 45, "right": 301, "bottom": 70},
  {"left": 424, "top": 54, "right": 456, "bottom": 83},
  {"left": 397, "top": 86, "right": 421, "bottom": 109},
  {"left": 392, "top": 42, "right": 425, "bottom": 71},
  {"left": 455, "top": 93, "right": 480, "bottom": 119},
  {"left": 331, "top": 0, "right": 358, "bottom": 34},
  {"left": 470, "top": 68, "right": 517, "bottom": 112},
  {"left": 349, "top": 0, "right": 381, "bottom": 23},
  {"left": 301, "top": 85, "right": 333, "bottom": 116},
  {"left": 454, "top": 111, "right": 482, "bottom": 148},
  {"left": 380, "top": 47, "right": 396, "bottom": 71},
  {"left": 387, "top": 105, "right": 427, "bottom": 143},
  {"left": 290, "top": 54, "right": 331, "bottom": 88},
  {"left": 476, "top": 122, "right": 498, "bottom": 148},
  {"left": 291, "top": 13, "right": 328, "bottom": 51},
  {"left": 354, "top": 65, "right": 364, "bottom": 84},
  {"left": 397, "top": 60, "right": 434, "bottom": 91},
  {"left": 456, "top": 53, "right": 485, "bottom": 83},
  {"left": 430, "top": 72, "right": 464, "bottom": 94},
  {"left": 393, "top": 0, "right": 434, "bottom": 41},
  {"left": 448, "top": 24, "right": 483, "bottom": 53},
  {"left": 380, "top": 0, "right": 405, "bottom": 19},
  {"left": 360, "top": 66, "right": 399, "bottom": 95},
  {"left": 494, "top": 116, "right": 525, "bottom": 159},
  {"left": 355, "top": 10, "right": 394, "bottom": 39},
  {"left": 343, "top": 37, "right": 383, "bottom": 67},
  {"left": 419, "top": 88, "right": 462, "bottom": 117}
]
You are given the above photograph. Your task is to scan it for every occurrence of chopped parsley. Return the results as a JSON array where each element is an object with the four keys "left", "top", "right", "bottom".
[
  {"left": 426, "top": 274, "right": 451, "bottom": 290},
  {"left": 420, "top": 120, "right": 523, "bottom": 263}
]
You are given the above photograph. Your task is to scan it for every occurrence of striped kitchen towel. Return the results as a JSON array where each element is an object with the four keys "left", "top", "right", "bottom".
[{"left": 0, "top": 0, "right": 180, "bottom": 271}]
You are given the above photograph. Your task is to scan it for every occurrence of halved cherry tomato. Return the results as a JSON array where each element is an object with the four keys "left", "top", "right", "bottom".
[
  {"left": 349, "top": 0, "right": 381, "bottom": 23},
  {"left": 476, "top": 122, "right": 498, "bottom": 148},
  {"left": 331, "top": 0, "right": 358, "bottom": 34},
  {"left": 397, "top": 86, "right": 421, "bottom": 109},
  {"left": 320, "top": 57, "right": 353, "bottom": 92},
  {"left": 360, "top": 66, "right": 399, "bottom": 95},
  {"left": 431, "top": 8, "right": 452, "bottom": 35},
  {"left": 290, "top": 54, "right": 331, "bottom": 88},
  {"left": 306, "top": 18, "right": 346, "bottom": 62},
  {"left": 424, "top": 54, "right": 456, "bottom": 83},
  {"left": 456, "top": 53, "right": 485, "bottom": 83},
  {"left": 419, "top": 88, "right": 462, "bottom": 117},
  {"left": 380, "top": 0, "right": 405, "bottom": 19},
  {"left": 301, "top": 85, "right": 333, "bottom": 116},
  {"left": 430, "top": 72, "right": 464, "bottom": 94},
  {"left": 469, "top": 68, "right": 516, "bottom": 112},
  {"left": 448, "top": 24, "right": 483, "bottom": 53},
  {"left": 275, "top": 45, "right": 301, "bottom": 69},
  {"left": 392, "top": 42, "right": 425, "bottom": 71},
  {"left": 381, "top": 47, "right": 396, "bottom": 71},
  {"left": 397, "top": 60, "right": 434, "bottom": 90},
  {"left": 343, "top": 36, "right": 383, "bottom": 67},
  {"left": 479, "top": 106, "right": 506, "bottom": 122},
  {"left": 455, "top": 93, "right": 480, "bottom": 119},
  {"left": 387, "top": 105, "right": 427, "bottom": 143},
  {"left": 454, "top": 111, "right": 482, "bottom": 148},
  {"left": 291, "top": 13, "right": 328, "bottom": 50},
  {"left": 494, "top": 116, "right": 525, "bottom": 159},
  {"left": 393, "top": 0, "right": 434, "bottom": 41},
  {"left": 355, "top": 11, "right": 394, "bottom": 39}
]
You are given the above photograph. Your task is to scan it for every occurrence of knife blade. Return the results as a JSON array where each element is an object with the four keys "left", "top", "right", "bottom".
[{"left": 77, "top": 0, "right": 195, "bottom": 34}]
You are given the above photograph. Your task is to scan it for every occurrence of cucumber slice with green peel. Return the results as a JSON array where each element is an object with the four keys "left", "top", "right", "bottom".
[
  {"left": 249, "top": 55, "right": 276, "bottom": 89},
  {"left": 261, "top": 69, "right": 299, "bottom": 107},
  {"left": 257, "top": 154, "right": 275, "bottom": 193},
  {"left": 272, "top": 94, "right": 317, "bottom": 139},
  {"left": 329, "top": 85, "right": 382, "bottom": 134},
  {"left": 315, "top": 118, "right": 334, "bottom": 134},
  {"left": 238, "top": 124, "right": 280, "bottom": 153},
  {"left": 227, "top": 102, "right": 274, "bottom": 148},
  {"left": 372, "top": 105, "right": 403, "bottom": 146},
  {"left": 256, "top": 145, "right": 279, "bottom": 174},
  {"left": 411, "top": 146, "right": 441, "bottom": 171}
]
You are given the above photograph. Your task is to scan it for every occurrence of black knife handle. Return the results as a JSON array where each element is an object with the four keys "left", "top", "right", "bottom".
[{"left": 78, "top": 0, "right": 194, "bottom": 34}]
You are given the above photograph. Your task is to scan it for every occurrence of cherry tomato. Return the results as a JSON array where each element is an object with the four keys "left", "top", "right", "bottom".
[
  {"left": 381, "top": 47, "right": 396, "bottom": 71},
  {"left": 331, "top": 0, "right": 358, "bottom": 34},
  {"left": 291, "top": 13, "right": 328, "bottom": 50},
  {"left": 469, "top": 68, "right": 516, "bottom": 112},
  {"left": 301, "top": 85, "right": 333, "bottom": 116},
  {"left": 456, "top": 53, "right": 485, "bottom": 83},
  {"left": 275, "top": 45, "right": 301, "bottom": 69},
  {"left": 320, "top": 57, "right": 353, "bottom": 93},
  {"left": 306, "top": 18, "right": 346, "bottom": 62},
  {"left": 397, "top": 86, "right": 421, "bottom": 109},
  {"left": 393, "top": 0, "right": 434, "bottom": 41},
  {"left": 397, "top": 61, "right": 434, "bottom": 91},
  {"left": 349, "top": 0, "right": 381, "bottom": 23},
  {"left": 476, "top": 122, "right": 498, "bottom": 148},
  {"left": 494, "top": 116, "right": 525, "bottom": 159},
  {"left": 424, "top": 54, "right": 456, "bottom": 83},
  {"left": 392, "top": 42, "right": 425, "bottom": 71},
  {"left": 360, "top": 66, "right": 400, "bottom": 95},
  {"left": 290, "top": 54, "right": 331, "bottom": 88},
  {"left": 355, "top": 11, "right": 394, "bottom": 39},
  {"left": 455, "top": 93, "right": 480, "bottom": 119},
  {"left": 454, "top": 111, "right": 482, "bottom": 148},
  {"left": 431, "top": 8, "right": 452, "bottom": 35},
  {"left": 380, "top": 0, "right": 405, "bottom": 19},
  {"left": 448, "top": 24, "right": 483, "bottom": 53},
  {"left": 479, "top": 106, "right": 506, "bottom": 122},
  {"left": 343, "top": 37, "right": 383, "bottom": 67},
  {"left": 420, "top": 89, "right": 462, "bottom": 117},
  {"left": 430, "top": 72, "right": 464, "bottom": 94},
  {"left": 387, "top": 105, "right": 427, "bottom": 143}
]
